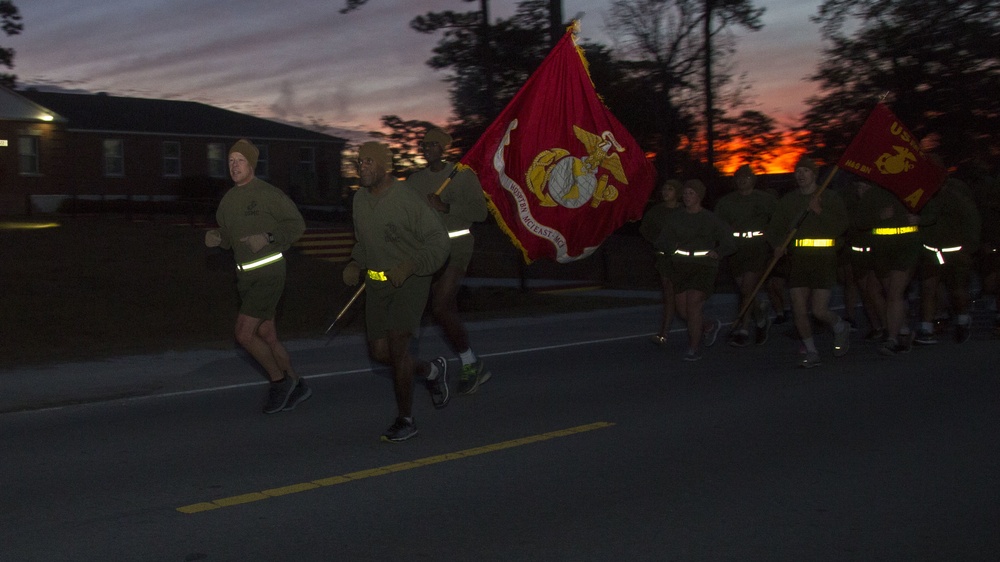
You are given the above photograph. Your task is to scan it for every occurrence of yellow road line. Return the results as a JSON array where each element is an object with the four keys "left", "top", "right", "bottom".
[{"left": 177, "top": 421, "right": 614, "bottom": 514}]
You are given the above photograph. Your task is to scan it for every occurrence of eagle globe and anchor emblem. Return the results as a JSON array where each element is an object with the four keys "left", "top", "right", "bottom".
[
  {"left": 525, "top": 125, "right": 630, "bottom": 209},
  {"left": 875, "top": 145, "right": 917, "bottom": 175}
]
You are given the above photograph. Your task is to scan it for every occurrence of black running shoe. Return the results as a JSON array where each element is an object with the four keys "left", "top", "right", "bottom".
[
  {"left": 425, "top": 356, "right": 450, "bottom": 409},
  {"left": 381, "top": 417, "right": 418, "bottom": 442},
  {"left": 263, "top": 377, "right": 296, "bottom": 414},
  {"left": 457, "top": 360, "right": 491, "bottom": 395},
  {"left": 282, "top": 378, "right": 313, "bottom": 411}
]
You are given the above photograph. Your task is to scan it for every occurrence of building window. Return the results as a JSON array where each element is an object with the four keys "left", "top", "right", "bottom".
[
  {"left": 163, "top": 141, "right": 181, "bottom": 177},
  {"left": 255, "top": 143, "right": 269, "bottom": 178},
  {"left": 207, "top": 143, "right": 226, "bottom": 178},
  {"left": 18, "top": 136, "right": 40, "bottom": 175},
  {"left": 103, "top": 139, "right": 124, "bottom": 177},
  {"left": 298, "top": 147, "right": 316, "bottom": 174}
]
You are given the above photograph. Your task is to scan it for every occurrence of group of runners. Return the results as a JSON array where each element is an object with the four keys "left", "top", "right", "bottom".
[
  {"left": 640, "top": 154, "right": 1000, "bottom": 367},
  {"left": 206, "top": 135, "right": 998, "bottom": 441},
  {"left": 207, "top": 132, "right": 490, "bottom": 443}
]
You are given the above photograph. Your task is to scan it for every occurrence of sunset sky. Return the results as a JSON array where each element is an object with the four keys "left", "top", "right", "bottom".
[{"left": 8, "top": 0, "right": 825, "bottom": 166}]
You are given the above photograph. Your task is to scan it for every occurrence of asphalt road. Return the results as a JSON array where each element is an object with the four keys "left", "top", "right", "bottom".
[{"left": 2, "top": 302, "right": 998, "bottom": 561}]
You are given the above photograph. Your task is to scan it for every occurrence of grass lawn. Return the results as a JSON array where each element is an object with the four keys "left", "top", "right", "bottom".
[{"left": 0, "top": 216, "right": 658, "bottom": 368}]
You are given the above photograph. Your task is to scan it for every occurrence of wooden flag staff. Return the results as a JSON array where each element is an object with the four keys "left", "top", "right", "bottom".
[{"left": 732, "top": 166, "right": 840, "bottom": 327}]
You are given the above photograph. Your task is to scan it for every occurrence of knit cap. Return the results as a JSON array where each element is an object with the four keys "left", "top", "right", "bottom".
[
  {"left": 423, "top": 128, "right": 452, "bottom": 148},
  {"left": 229, "top": 139, "right": 259, "bottom": 169},
  {"left": 358, "top": 141, "right": 393, "bottom": 169},
  {"left": 795, "top": 155, "right": 818, "bottom": 173},
  {"left": 684, "top": 179, "right": 706, "bottom": 200}
]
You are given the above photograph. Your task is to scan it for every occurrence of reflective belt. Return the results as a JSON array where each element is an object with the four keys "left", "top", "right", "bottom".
[
  {"left": 733, "top": 231, "right": 764, "bottom": 239},
  {"left": 851, "top": 246, "right": 872, "bottom": 253},
  {"left": 794, "top": 238, "right": 835, "bottom": 247},
  {"left": 448, "top": 229, "right": 471, "bottom": 238},
  {"left": 923, "top": 244, "right": 962, "bottom": 265},
  {"left": 873, "top": 226, "right": 919, "bottom": 235},
  {"left": 367, "top": 270, "right": 388, "bottom": 282},
  {"left": 236, "top": 252, "right": 283, "bottom": 272},
  {"left": 674, "top": 249, "right": 710, "bottom": 257}
]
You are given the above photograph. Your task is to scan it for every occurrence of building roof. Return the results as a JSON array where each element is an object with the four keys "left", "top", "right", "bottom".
[
  {"left": 0, "top": 87, "right": 66, "bottom": 123},
  {"left": 14, "top": 88, "right": 344, "bottom": 144}
]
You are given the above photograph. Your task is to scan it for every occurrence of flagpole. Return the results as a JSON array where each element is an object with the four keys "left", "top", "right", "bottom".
[
  {"left": 732, "top": 166, "right": 840, "bottom": 327},
  {"left": 325, "top": 284, "right": 365, "bottom": 336}
]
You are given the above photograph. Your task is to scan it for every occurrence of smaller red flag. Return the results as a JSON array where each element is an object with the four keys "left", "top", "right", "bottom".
[{"left": 837, "top": 103, "right": 945, "bottom": 211}]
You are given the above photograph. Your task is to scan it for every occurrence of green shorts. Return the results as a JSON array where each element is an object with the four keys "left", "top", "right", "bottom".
[
  {"left": 920, "top": 249, "right": 973, "bottom": 288},
  {"left": 872, "top": 234, "right": 921, "bottom": 277},
  {"left": 669, "top": 260, "right": 718, "bottom": 295},
  {"left": 236, "top": 260, "right": 286, "bottom": 320},
  {"left": 848, "top": 244, "right": 875, "bottom": 273},
  {"left": 653, "top": 252, "right": 673, "bottom": 278},
  {"left": 727, "top": 240, "right": 770, "bottom": 276},
  {"left": 787, "top": 250, "right": 837, "bottom": 290},
  {"left": 364, "top": 274, "right": 433, "bottom": 339},
  {"left": 445, "top": 233, "right": 475, "bottom": 272}
]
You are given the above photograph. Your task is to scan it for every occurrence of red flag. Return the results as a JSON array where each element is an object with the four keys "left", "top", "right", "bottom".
[
  {"left": 459, "top": 25, "right": 656, "bottom": 263},
  {"left": 837, "top": 103, "right": 945, "bottom": 211}
]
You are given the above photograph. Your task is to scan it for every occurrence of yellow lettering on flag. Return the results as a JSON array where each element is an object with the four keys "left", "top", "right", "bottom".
[{"left": 903, "top": 189, "right": 924, "bottom": 209}]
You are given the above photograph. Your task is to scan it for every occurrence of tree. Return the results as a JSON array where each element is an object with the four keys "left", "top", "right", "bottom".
[
  {"left": 801, "top": 0, "right": 1000, "bottom": 167},
  {"left": 410, "top": 0, "right": 554, "bottom": 149},
  {"left": 703, "top": 0, "right": 765, "bottom": 168},
  {"left": 604, "top": 0, "right": 764, "bottom": 182},
  {"left": 713, "top": 109, "right": 784, "bottom": 170},
  {"left": 369, "top": 115, "right": 441, "bottom": 175},
  {"left": 1, "top": 0, "right": 23, "bottom": 88}
]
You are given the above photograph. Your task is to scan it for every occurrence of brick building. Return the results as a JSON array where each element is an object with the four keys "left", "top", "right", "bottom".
[{"left": 0, "top": 87, "right": 346, "bottom": 215}]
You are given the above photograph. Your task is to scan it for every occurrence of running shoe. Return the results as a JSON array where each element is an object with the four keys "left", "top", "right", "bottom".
[
  {"left": 864, "top": 328, "right": 886, "bottom": 342},
  {"left": 381, "top": 417, "right": 418, "bottom": 442},
  {"left": 683, "top": 350, "right": 702, "bottom": 361},
  {"left": 263, "top": 376, "right": 296, "bottom": 414},
  {"left": 281, "top": 378, "right": 313, "bottom": 411},
  {"left": 833, "top": 324, "right": 850, "bottom": 357},
  {"left": 913, "top": 330, "right": 938, "bottom": 345},
  {"left": 703, "top": 319, "right": 722, "bottom": 347},
  {"left": 800, "top": 352, "right": 821, "bottom": 368},
  {"left": 425, "top": 356, "right": 450, "bottom": 409},
  {"left": 457, "top": 360, "right": 492, "bottom": 395},
  {"left": 728, "top": 330, "right": 750, "bottom": 347},
  {"left": 878, "top": 339, "right": 910, "bottom": 356},
  {"left": 754, "top": 318, "right": 771, "bottom": 345}
]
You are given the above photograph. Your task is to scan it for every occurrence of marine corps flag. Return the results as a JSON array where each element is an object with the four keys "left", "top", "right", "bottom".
[
  {"left": 837, "top": 103, "right": 945, "bottom": 211},
  {"left": 459, "top": 23, "right": 656, "bottom": 263}
]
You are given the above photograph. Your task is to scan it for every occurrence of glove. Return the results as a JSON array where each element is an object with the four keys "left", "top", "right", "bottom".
[
  {"left": 205, "top": 229, "right": 222, "bottom": 248},
  {"left": 240, "top": 233, "right": 270, "bottom": 253},
  {"left": 386, "top": 260, "right": 415, "bottom": 288},
  {"left": 342, "top": 261, "right": 362, "bottom": 286}
]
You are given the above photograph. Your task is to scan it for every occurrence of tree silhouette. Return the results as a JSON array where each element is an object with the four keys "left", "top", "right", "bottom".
[
  {"left": 1, "top": 1, "right": 23, "bottom": 88},
  {"left": 801, "top": 0, "right": 1000, "bottom": 167},
  {"left": 604, "top": 0, "right": 765, "bottom": 183}
]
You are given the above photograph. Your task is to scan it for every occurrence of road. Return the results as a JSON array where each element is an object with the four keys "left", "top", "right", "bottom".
[{"left": 2, "top": 301, "right": 998, "bottom": 561}]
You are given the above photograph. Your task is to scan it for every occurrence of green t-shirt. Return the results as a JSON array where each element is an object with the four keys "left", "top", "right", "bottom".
[
  {"left": 350, "top": 178, "right": 450, "bottom": 275},
  {"left": 404, "top": 163, "right": 488, "bottom": 232},
  {"left": 215, "top": 177, "right": 306, "bottom": 265}
]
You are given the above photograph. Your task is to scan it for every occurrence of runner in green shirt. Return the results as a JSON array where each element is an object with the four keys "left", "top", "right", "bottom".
[
  {"left": 205, "top": 139, "right": 309, "bottom": 414},
  {"left": 766, "top": 156, "right": 850, "bottom": 368},
  {"left": 714, "top": 164, "right": 776, "bottom": 346},
  {"left": 342, "top": 142, "right": 450, "bottom": 442},
  {"left": 640, "top": 179, "right": 682, "bottom": 346},
  {"left": 405, "top": 128, "right": 492, "bottom": 396}
]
